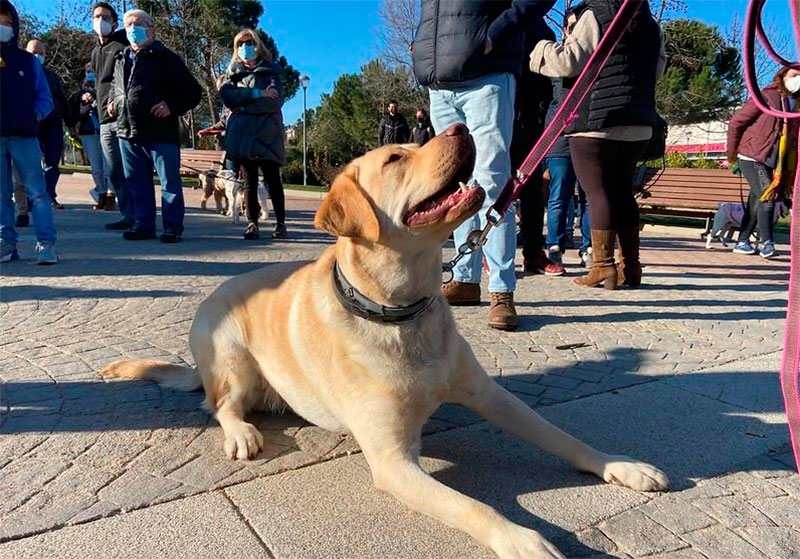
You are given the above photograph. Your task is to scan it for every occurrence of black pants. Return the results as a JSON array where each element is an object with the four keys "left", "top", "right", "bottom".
[
  {"left": 240, "top": 160, "right": 285, "bottom": 225},
  {"left": 511, "top": 120, "right": 545, "bottom": 258},
  {"left": 569, "top": 137, "right": 647, "bottom": 231},
  {"left": 737, "top": 159, "right": 775, "bottom": 243}
]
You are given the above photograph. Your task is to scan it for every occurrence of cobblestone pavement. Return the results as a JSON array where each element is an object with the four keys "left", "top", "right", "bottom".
[{"left": 1, "top": 173, "right": 798, "bottom": 558}]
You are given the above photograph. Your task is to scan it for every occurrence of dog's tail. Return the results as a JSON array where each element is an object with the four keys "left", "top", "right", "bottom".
[{"left": 99, "top": 359, "right": 202, "bottom": 392}]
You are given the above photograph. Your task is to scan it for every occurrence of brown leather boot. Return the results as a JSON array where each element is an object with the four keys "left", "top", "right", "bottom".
[
  {"left": 488, "top": 292, "right": 518, "bottom": 330},
  {"left": 441, "top": 281, "right": 480, "bottom": 306},
  {"left": 616, "top": 227, "right": 642, "bottom": 287},
  {"left": 574, "top": 229, "right": 618, "bottom": 290}
]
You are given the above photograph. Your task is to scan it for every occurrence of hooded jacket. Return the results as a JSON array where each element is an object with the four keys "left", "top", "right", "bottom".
[
  {"left": 91, "top": 28, "right": 128, "bottom": 125},
  {"left": 111, "top": 40, "right": 202, "bottom": 144},
  {"left": 727, "top": 85, "right": 789, "bottom": 166},
  {"left": 0, "top": 0, "right": 53, "bottom": 137},
  {"left": 220, "top": 59, "right": 286, "bottom": 165}
]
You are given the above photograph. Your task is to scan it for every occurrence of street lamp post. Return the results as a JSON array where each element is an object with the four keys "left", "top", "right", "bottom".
[{"left": 299, "top": 74, "right": 310, "bottom": 186}]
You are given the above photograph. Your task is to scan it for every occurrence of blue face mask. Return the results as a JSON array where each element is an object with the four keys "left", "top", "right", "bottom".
[
  {"left": 85, "top": 71, "right": 95, "bottom": 82},
  {"left": 126, "top": 25, "right": 149, "bottom": 47},
  {"left": 238, "top": 44, "right": 256, "bottom": 62}
]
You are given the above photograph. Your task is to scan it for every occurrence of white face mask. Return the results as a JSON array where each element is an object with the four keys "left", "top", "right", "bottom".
[
  {"left": 785, "top": 75, "right": 800, "bottom": 94},
  {"left": 93, "top": 18, "right": 112, "bottom": 37},
  {"left": 0, "top": 24, "right": 13, "bottom": 43}
]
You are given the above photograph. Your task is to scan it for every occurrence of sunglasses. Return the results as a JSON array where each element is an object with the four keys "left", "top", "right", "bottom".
[{"left": 239, "top": 39, "right": 255, "bottom": 46}]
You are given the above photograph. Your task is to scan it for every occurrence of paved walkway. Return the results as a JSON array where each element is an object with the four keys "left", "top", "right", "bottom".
[{"left": 1, "top": 173, "right": 798, "bottom": 559}]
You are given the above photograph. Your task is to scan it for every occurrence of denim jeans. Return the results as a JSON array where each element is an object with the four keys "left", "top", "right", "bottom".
[
  {"left": 0, "top": 136, "right": 57, "bottom": 245},
  {"left": 38, "top": 117, "right": 63, "bottom": 201},
  {"left": 545, "top": 156, "right": 577, "bottom": 251},
  {"left": 577, "top": 182, "right": 591, "bottom": 251},
  {"left": 100, "top": 121, "right": 132, "bottom": 219},
  {"left": 81, "top": 133, "right": 107, "bottom": 193},
  {"left": 737, "top": 158, "right": 775, "bottom": 243},
  {"left": 429, "top": 73, "right": 517, "bottom": 293},
  {"left": 119, "top": 138, "right": 184, "bottom": 234}
]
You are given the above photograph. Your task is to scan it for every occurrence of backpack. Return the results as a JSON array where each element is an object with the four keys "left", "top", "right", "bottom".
[{"left": 640, "top": 113, "right": 668, "bottom": 163}]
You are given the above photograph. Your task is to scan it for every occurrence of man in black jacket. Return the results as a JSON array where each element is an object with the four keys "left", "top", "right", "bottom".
[
  {"left": 91, "top": 1, "right": 133, "bottom": 229},
  {"left": 109, "top": 9, "right": 201, "bottom": 243},
  {"left": 412, "top": 0, "right": 555, "bottom": 330},
  {"left": 378, "top": 100, "right": 410, "bottom": 145}
]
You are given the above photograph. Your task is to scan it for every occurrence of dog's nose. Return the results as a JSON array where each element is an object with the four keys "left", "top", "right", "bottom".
[{"left": 444, "top": 123, "right": 469, "bottom": 137}]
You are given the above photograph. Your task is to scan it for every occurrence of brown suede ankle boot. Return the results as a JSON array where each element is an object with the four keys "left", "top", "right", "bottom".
[
  {"left": 574, "top": 229, "right": 618, "bottom": 290},
  {"left": 441, "top": 281, "right": 481, "bottom": 306},
  {"left": 488, "top": 292, "right": 518, "bottom": 330},
  {"left": 616, "top": 227, "right": 642, "bottom": 287}
]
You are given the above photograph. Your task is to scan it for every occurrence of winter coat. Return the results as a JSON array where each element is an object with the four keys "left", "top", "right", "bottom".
[
  {"left": 68, "top": 86, "right": 101, "bottom": 136},
  {"left": 545, "top": 79, "right": 570, "bottom": 158},
  {"left": 727, "top": 85, "right": 787, "bottom": 167},
  {"left": 411, "top": 119, "right": 435, "bottom": 146},
  {"left": 378, "top": 113, "right": 410, "bottom": 145},
  {"left": 220, "top": 59, "right": 286, "bottom": 165},
  {"left": 111, "top": 41, "right": 202, "bottom": 144},
  {"left": 412, "top": 0, "right": 555, "bottom": 88},
  {"left": 41, "top": 66, "right": 70, "bottom": 129},
  {"left": 0, "top": 0, "right": 53, "bottom": 137},
  {"left": 91, "top": 29, "right": 128, "bottom": 125}
]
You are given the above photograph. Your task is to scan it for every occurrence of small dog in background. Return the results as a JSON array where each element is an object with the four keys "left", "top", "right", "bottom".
[
  {"left": 199, "top": 169, "right": 269, "bottom": 224},
  {"left": 231, "top": 180, "right": 269, "bottom": 224},
  {"left": 706, "top": 200, "right": 788, "bottom": 249},
  {"left": 199, "top": 169, "right": 229, "bottom": 214}
]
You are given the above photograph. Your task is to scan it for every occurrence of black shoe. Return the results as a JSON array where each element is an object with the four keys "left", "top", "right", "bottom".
[
  {"left": 272, "top": 223, "right": 288, "bottom": 238},
  {"left": 122, "top": 229, "right": 157, "bottom": 241},
  {"left": 15, "top": 214, "right": 29, "bottom": 227},
  {"left": 243, "top": 222, "right": 260, "bottom": 240},
  {"left": 51, "top": 199, "right": 65, "bottom": 209},
  {"left": 105, "top": 218, "right": 134, "bottom": 231},
  {"left": 160, "top": 229, "right": 182, "bottom": 243}
]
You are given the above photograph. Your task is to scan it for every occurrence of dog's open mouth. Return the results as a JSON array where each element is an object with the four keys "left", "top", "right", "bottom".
[{"left": 404, "top": 178, "right": 485, "bottom": 228}]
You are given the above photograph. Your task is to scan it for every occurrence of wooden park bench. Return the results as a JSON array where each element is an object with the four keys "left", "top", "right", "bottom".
[
  {"left": 179, "top": 148, "right": 226, "bottom": 177},
  {"left": 635, "top": 166, "right": 749, "bottom": 234}
]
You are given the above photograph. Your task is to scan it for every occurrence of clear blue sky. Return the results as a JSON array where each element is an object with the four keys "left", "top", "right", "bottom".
[{"left": 16, "top": 0, "right": 798, "bottom": 125}]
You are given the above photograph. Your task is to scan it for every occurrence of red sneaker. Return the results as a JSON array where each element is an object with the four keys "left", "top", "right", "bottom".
[{"left": 523, "top": 250, "right": 566, "bottom": 276}]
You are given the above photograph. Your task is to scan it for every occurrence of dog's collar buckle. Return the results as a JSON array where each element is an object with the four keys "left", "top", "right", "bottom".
[{"left": 332, "top": 261, "right": 434, "bottom": 324}]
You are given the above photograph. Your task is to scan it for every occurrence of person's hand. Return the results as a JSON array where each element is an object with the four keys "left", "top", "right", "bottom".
[
  {"left": 107, "top": 101, "right": 116, "bottom": 117},
  {"left": 731, "top": 161, "right": 741, "bottom": 176},
  {"left": 151, "top": 101, "right": 171, "bottom": 118},
  {"left": 484, "top": 37, "right": 493, "bottom": 54},
  {"left": 260, "top": 88, "right": 279, "bottom": 99}
]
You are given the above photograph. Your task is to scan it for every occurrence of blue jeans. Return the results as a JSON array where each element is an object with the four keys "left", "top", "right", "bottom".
[
  {"left": 81, "top": 133, "right": 107, "bottom": 193},
  {"left": 119, "top": 139, "right": 184, "bottom": 234},
  {"left": 545, "top": 157, "right": 577, "bottom": 251},
  {"left": 100, "top": 121, "right": 133, "bottom": 220},
  {"left": 429, "top": 73, "right": 517, "bottom": 293},
  {"left": 577, "top": 182, "right": 591, "bottom": 251},
  {"left": 0, "top": 136, "right": 57, "bottom": 245},
  {"left": 38, "top": 117, "right": 63, "bottom": 201}
]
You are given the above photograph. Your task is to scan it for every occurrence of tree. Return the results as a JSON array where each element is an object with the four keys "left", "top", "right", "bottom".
[
  {"left": 377, "top": 0, "right": 418, "bottom": 70},
  {"left": 657, "top": 19, "right": 744, "bottom": 124}
]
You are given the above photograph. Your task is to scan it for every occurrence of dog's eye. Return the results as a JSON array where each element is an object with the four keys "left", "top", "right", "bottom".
[{"left": 385, "top": 153, "right": 403, "bottom": 165}]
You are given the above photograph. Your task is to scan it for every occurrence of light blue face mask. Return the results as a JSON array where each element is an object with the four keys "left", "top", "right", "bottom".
[
  {"left": 126, "top": 25, "right": 149, "bottom": 47},
  {"left": 0, "top": 24, "right": 13, "bottom": 44},
  {"left": 238, "top": 44, "right": 256, "bottom": 62}
]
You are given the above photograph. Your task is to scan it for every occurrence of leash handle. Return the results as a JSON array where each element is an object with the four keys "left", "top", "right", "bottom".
[{"left": 489, "top": 0, "right": 642, "bottom": 217}]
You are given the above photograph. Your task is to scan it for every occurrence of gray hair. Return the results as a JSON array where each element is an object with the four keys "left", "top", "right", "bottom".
[{"left": 123, "top": 9, "right": 154, "bottom": 27}]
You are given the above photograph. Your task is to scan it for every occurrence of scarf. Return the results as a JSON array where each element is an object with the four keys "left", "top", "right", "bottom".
[{"left": 760, "top": 95, "right": 799, "bottom": 202}]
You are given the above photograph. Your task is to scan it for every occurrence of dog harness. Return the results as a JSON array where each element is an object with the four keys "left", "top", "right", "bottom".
[{"left": 332, "top": 261, "right": 435, "bottom": 324}]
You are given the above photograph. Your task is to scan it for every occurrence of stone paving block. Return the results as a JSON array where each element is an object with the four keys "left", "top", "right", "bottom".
[
  {"left": 597, "top": 509, "right": 687, "bottom": 556},
  {"left": 0, "top": 456, "right": 70, "bottom": 514},
  {"left": 98, "top": 470, "right": 181, "bottom": 511},
  {"left": 770, "top": 474, "right": 800, "bottom": 498},
  {"left": 167, "top": 454, "right": 244, "bottom": 488},
  {"left": 749, "top": 496, "right": 800, "bottom": 528},
  {"left": 0, "top": 493, "right": 270, "bottom": 559},
  {"left": 713, "top": 471, "right": 788, "bottom": 500},
  {"left": 65, "top": 499, "right": 120, "bottom": 525},
  {"left": 645, "top": 550, "right": 708, "bottom": 559},
  {"left": 738, "top": 526, "right": 800, "bottom": 559},
  {"left": 639, "top": 497, "right": 716, "bottom": 534},
  {"left": 126, "top": 444, "right": 199, "bottom": 477},
  {"left": 294, "top": 425, "right": 347, "bottom": 457},
  {"left": 680, "top": 525, "right": 770, "bottom": 559},
  {"left": 693, "top": 496, "right": 776, "bottom": 529}
]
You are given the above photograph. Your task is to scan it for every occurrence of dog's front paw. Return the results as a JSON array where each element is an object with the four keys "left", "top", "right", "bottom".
[
  {"left": 602, "top": 455, "right": 669, "bottom": 492},
  {"left": 223, "top": 422, "right": 264, "bottom": 460},
  {"left": 491, "top": 525, "right": 565, "bottom": 559}
]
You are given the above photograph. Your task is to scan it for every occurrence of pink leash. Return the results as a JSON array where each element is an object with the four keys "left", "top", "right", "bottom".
[{"left": 744, "top": 0, "right": 800, "bottom": 473}]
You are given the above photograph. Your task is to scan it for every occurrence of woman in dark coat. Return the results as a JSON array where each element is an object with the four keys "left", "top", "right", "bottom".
[
  {"left": 220, "top": 28, "right": 287, "bottom": 240},
  {"left": 727, "top": 67, "right": 800, "bottom": 259}
]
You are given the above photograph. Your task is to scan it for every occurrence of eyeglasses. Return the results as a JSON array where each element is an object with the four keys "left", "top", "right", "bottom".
[{"left": 239, "top": 39, "right": 255, "bottom": 46}]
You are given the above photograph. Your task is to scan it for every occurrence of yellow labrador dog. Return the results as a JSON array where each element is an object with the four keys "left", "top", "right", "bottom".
[{"left": 100, "top": 124, "right": 668, "bottom": 559}]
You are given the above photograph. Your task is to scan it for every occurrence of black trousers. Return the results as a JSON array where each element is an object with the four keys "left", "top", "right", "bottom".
[
  {"left": 737, "top": 159, "right": 775, "bottom": 243},
  {"left": 240, "top": 160, "right": 285, "bottom": 225},
  {"left": 569, "top": 137, "right": 647, "bottom": 231}
]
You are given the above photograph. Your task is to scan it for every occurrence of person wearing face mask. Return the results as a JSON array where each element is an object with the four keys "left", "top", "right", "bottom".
[
  {"left": 107, "top": 9, "right": 201, "bottom": 243},
  {"left": 411, "top": 108, "right": 435, "bottom": 146},
  {"left": 728, "top": 67, "right": 800, "bottom": 259},
  {"left": 90, "top": 1, "right": 134, "bottom": 230},
  {"left": 220, "top": 28, "right": 288, "bottom": 240},
  {"left": 0, "top": 0, "right": 59, "bottom": 264},
  {"left": 67, "top": 64, "right": 112, "bottom": 211},
  {"left": 21, "top": 40, "right": 70, "bottom": 210}
]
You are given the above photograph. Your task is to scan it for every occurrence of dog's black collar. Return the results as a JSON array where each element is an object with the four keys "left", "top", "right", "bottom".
[{"left": 332, "top": 261, "right": 434, "bottom": 324}]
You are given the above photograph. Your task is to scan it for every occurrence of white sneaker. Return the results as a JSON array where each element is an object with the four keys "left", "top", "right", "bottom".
[
  {"left": 547, "top": 245, "right": 563, "bottom": 266},
  {"left": 35, "top": 242, "right": 58, "bottom": 265},
  {"left": 580, "top": 247, "right": 593, "bottom": 268}
]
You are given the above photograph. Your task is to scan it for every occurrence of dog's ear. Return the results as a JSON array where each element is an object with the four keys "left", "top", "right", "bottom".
[{"left": 314, "top": 171, "right": 380, "bottom": 242}]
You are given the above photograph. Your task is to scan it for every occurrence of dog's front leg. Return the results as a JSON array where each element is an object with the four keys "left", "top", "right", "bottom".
[
  {"left": 357, "top": 436, "right": 565, "bottom": 559},
  {"left": 451, "top": 349, "right": 669, "bottom": 492}
]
